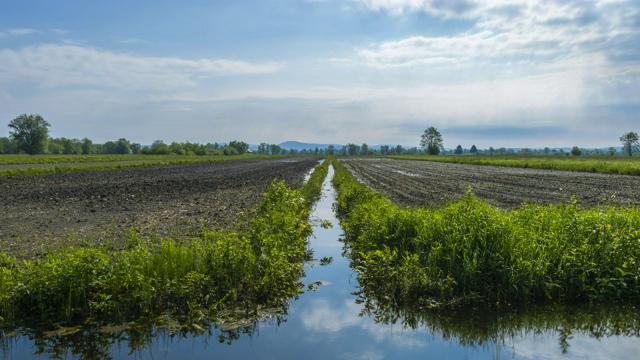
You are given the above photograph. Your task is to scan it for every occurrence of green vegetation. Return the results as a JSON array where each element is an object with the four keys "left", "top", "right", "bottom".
[
  {"left": 0, "top": 154, "right": 283, "bottom": 177},
  {"left": 620, "top": 131, "right": 640, "bottom": 156},
  {"left": 0, "top": 154, "right": 200, "bottom": 165},
  {"left": 0, "top": 159, "right": 330, "bottom": 329},
  {"left": 332, "top": 159, "right": 640, "bottom": 307},
  {"left": 420, "top": 126, "right": 444, "bottom": 155},
  {"left": 388, "top": 154, "right": 640, "bottom": 175},
  {"left": 300, "top": 158, "right": 330, "bottom": 207},
  {"left": 8, "top": 114, "right": 51, "bottom": 155}
]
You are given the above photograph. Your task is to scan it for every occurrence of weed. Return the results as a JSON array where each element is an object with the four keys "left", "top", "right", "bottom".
[{"left": 333, "top": 159, "right": 640, "bottom": 307}]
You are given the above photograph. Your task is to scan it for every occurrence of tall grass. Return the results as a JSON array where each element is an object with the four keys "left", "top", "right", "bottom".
[
  {"left": 333, "top": 159, "right": 640, "bottom": 307},
  {"left": 388, "top": 155, "right": 640, "bottom": 176},
  {"left": 0, "top": 159, "right": 330, "bottom": 328}
]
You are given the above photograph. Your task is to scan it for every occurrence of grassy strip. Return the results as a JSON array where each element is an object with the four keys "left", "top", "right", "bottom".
[
  {"left": 0, "top": 159, "right": 329, "bottom": 328},
  {"left": 300, "top": 158, "right": 330, "bottom": 207},
  {"left": 0, "top": 154, "right": 189, "bottom": 165},
  {"left": 0, "top": 154, "right": 283, "bottom": 178},
  {"left": 333, "top": 159, "right": 640, "bottom": 307},
  {"left": 387, "top": 155, "right": 640, "bottom": 176}
]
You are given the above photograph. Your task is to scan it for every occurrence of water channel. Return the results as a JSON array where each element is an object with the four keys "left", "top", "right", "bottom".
[{"left": 2, "top": 163, "right": 640, "bottom": 359}]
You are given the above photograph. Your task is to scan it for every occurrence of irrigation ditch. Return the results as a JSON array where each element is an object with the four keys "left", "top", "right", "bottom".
[{"left": 1, "top": 157, "right": 640, "bottom": 359}]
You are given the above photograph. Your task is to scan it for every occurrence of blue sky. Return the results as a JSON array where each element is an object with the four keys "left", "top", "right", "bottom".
[{"left": 1, "top": 0, "right": 639, "bottom": 148}]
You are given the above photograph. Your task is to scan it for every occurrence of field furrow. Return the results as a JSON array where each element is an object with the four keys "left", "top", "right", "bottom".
[
  {"left": 0, "top": 158, "right": 318, "bottom": 259},
  {"left": 341, "top": 158, "right": 640, "bottom": 209}
]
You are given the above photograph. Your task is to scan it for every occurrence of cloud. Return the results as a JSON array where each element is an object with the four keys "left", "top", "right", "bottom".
[
  {"left": 349, "top": 0, "right": 640, "bottom": 73},
  {"left": 0, "top": 28, "right": 38, "bottom": 38},
  {"left": 300, "top": 298, "right": 429, "bottom": 350},
  {"left": 0, "top": 44, "right": 283, "bottom": 90},
  {"left": 117, "top": 38, "right": 149, "bottom": 45}
]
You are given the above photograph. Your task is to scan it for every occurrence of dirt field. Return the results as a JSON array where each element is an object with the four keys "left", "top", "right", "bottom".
[
  {"left": 0, "top": 158, "right": 318, "bottom": 260},
  {"left": 341, "top": 158, "right": 640, "bottom": 209}
]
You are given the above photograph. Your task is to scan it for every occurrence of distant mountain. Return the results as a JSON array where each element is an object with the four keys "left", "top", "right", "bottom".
[
  {"left": 278, "top": 141, "right": 342, "bottom": 151},
  {"left": 277, "top": 141, "right": 417, "bottom": 151}
]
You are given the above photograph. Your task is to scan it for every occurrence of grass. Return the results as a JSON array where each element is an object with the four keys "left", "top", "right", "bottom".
[
  {"left": 332, "top": 159, "right": 640, "bottom": 307},
  {"left": 388, "top": 155, "right": 640, "bottom": 176},
  {"left": 0, "top": 159, "right": 330, "bottom": 329},
  {"left": 0, "top": 154, "right": 288, "bottom": 177}
]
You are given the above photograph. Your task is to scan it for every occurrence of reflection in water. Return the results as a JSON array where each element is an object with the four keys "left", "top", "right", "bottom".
[
  {"left": 355, "top": 288, "right": 640, "bottom": 354},
  {"left": 1, "top": 308, "right": 290, "bottom": 359}
]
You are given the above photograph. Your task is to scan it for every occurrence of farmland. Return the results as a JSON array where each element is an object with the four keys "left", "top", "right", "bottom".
[
  {"left": 0, "top": 157, "right": 328, "bottom": 335},
  {"left": 0, "top": 157, "right": 319, "bottom": 260},
  {"left": 341, "top": 158, "right": 640, "bottom": 209},
  {"left": 334, "top": 158, "right": 640, "bottom": 306}
]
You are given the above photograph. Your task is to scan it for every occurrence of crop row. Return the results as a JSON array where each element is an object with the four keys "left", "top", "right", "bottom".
[
  {"left": 333, "top": 159, "right": 640, "bottom": 307},
  {"left": 388, "top": 155, "right": 640, "bottom": 176}
]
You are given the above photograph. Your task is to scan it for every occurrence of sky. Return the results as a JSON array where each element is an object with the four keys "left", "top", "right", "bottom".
[{"left": 0, "top": 0, "right": 639, "bottom": 149}]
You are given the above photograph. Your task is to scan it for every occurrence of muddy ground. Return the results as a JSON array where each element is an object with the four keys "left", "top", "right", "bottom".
[
  {"left": 0, "top": 158, "right": 318, "bottom": 260},
  {"left": 341, "top": 158, "right": 640, "bottom": 209}
]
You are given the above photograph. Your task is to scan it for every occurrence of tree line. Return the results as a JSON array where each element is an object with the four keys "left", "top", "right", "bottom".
[
  {"left": 3, "top": 114, "right": 639, "bottom": 157},
  {"left": 420, "top": 126, "right": 639, "bottom": 157},
  {"left": 1, "top": 114, "right": 253, "bottom": 156}
]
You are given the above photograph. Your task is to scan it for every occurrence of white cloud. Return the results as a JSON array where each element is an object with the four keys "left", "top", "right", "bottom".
[
  {"left": 0, "top": 28, "right": 38, "bottom": 38},
  {"left": 117, "top": 37, "right": 149, "bottom": 45},
  {"left": 350, "top": 0, "right": 639, "bottom": 74},
  {"left": 0, "top": 44, "right": 283, "bottom": 90},
  {"left": 300, "top": 298, "right": 429, "bottom": 351}
]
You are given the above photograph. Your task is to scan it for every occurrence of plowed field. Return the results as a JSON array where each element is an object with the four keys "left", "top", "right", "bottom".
[
  {"left": 341, "top": 158, "right": 640, "bottom": 209},
  {"left": 0, "top": 158, "right": 318, "bottom": 259}
]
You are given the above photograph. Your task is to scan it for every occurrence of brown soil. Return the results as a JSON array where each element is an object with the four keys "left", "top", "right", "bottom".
[
  {"left": 0, "top": 158, "right": 319, "bottom": 260},
  {"left": 341, "top": 158, "right": 640, "bottom": 209}
]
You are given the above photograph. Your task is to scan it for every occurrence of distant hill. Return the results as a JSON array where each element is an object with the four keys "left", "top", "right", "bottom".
[
  {"left": 277, "top": 141, "right": 417, "bottom": 151},
  {"left": 278, "top": 141, "right": 342, "bottom": 151}
]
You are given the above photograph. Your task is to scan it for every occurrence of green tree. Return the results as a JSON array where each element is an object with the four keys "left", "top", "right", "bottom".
[
  {"left": 571, "top": 146, "right": 582, "bottom": 156},
  {"left": 327, "top": 144, "right": 335, "bottom": 155},
  {"left": 454, "top": 145, "right": 463, "bottom": 155},
  {"left": 169, "top": 141, "right": 183, "bottom": 155},
  {"left": 81, "top": 137, "right": 95, "bottom": 154},
  {"left": 115, "top": 138, "right": 132, "bottom": 154},
  {"left": 360, "top": 143, "right": 369, "bottom": 155},
  {"left": 130, "top": 142, "right": 141, "bottom": 154},
  {"left": 0, "top": 137, "right": 17, "bottom": 154},
  {"left": 470, "top": 145, "right": 478, "bottom": 155},
  {"left": 228, "top": 140, "right": 249, "bottom": 155},
  {"left": 8, "top": 113, "right": 51, "bottom": 155},
  {"left": 620, "top": 132, "right": 639, "bottom": 156},
  {"left": 347, "top": 143, "right": 360, "bottom": 156},
  {"left": 420, "top": 127, "right": 443, "bottom": 155},
  {"left": 270, "top": 144, "right": 282, "bottom": 155},
  {"left": 258, "top": 142, "right": 269, "bottom": 154},
  {"left": 147, "top": 140, "right": 169, "bottom": 154}
]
